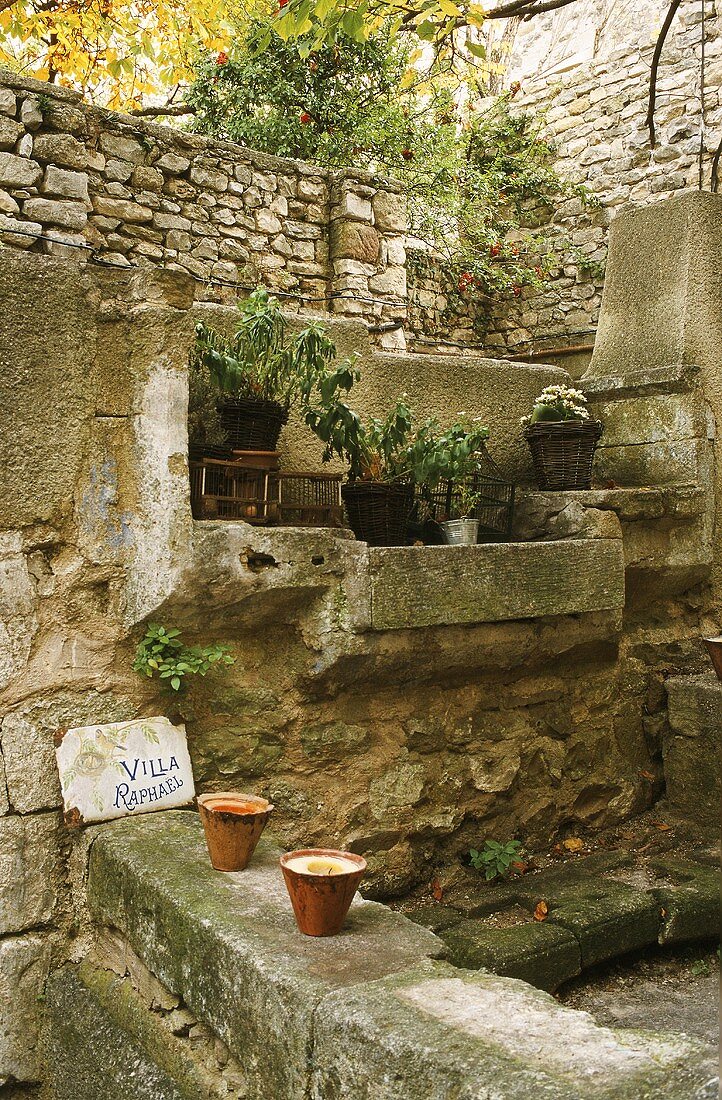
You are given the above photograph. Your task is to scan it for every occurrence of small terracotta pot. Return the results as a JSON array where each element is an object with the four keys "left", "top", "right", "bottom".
[
  {"left": 703, "top": 637, "right": 722, "bottom": 681},
  {"left": 280, "top": 848, "right": 367, "bottom": 937},
  {"left": 197, "top": 792, "right": 274, "bottom": 871}
]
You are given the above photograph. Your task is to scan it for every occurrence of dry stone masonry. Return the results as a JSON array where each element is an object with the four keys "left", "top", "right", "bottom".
[{"left": 0, "top": 68, "right": 408, "bottom": 346}]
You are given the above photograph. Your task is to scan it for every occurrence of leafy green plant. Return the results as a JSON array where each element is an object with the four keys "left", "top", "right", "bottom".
[
  {"left": 194, "top": 287, "right": 359, "bottom": 409},
  {"left": 132, "top": 624, "right": 235, "bottom": 692},
  {"left": 469, "top": 839, "right": 523, "bottom": 881}
]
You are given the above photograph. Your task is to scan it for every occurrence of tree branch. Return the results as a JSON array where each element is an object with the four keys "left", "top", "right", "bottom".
[
  {"left": 645, "top": 0, "right": 682, "bottom": 148},
  {"left": 485, "top": 0, "right": 582, "bottom": 18},
  {"left": 711, "top": 133, "right": 722, "bottom": 193}
]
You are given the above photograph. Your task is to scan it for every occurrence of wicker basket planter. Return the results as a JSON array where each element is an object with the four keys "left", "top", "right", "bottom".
[
  {"left": 218, "top": 397, "right": 289, "bottom": 451},
  {"left": 341, "top": 480, "right": 414, "bottom": 547},
  {"left": 524, "top": 420, "right": 602, "bottom": 491}
]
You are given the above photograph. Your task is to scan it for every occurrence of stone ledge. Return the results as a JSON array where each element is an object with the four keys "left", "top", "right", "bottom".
[
  {"left": 83, "top": 812, "right": 713, "bottom": 1100},
  {"left": 368, "top": 539, "right": 625, "bottom": 631},
  {"left": 583, "top": 364, "right": 701, "bottom": 401}
]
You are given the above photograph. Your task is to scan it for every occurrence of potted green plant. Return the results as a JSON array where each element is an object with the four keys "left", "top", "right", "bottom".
[
  {"left": 304, "top": 395, "right": 417, "bottom": 546},
  {"left": 193, "top": 287, "right": 358, "bottom": 452},
  {"left": 406, "top": 417, "right": 490, "bottom": 546},
  {"left": 522, "top": 384, "right": 602, "bottom": 491}
]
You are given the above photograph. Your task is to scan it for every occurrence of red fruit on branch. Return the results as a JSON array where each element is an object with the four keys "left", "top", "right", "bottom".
[
  {"left": 300, "top": 111, "right": 312, "bottom": 124},
  {"left": 513, "top": 285, "right": 522, "bottom": 297},
  {"left": 216, "top": 51, "right": 229, "bottom": 66},
  {"left": 278, "top": 0, "right": 289, "bottom": 7},
  {"left": 401, "top": 148, "right": 414, "bottom": 160},
  {"left": 490, "top": 242, "right": 501, "bottom": 257},
  {"left": 510, "top": 81, "right": 521, "bottom": 96}
]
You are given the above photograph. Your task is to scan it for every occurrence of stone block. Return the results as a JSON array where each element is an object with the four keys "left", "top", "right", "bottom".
[
  {"left": 132, "top": 165, "right": 163, "bottom": 192},
  {"left": 591, "top": 192, "right": 722, "bottom": 380},
  {"left": 311, "top": 962, "right": 712, "bottom": 1100},
  {"left": 155, "top": 152, "right": 190, "bottom": 174},
  {"left": 33, "top": 132, "right": 88, "bottom": 169},
  {"left": 521, "top": 881, "right": 661, "bottom": 968},
  {"left": 664, "top": 674, "right": 722, "bottom": 827},
  {"left": 330, "top": 219, "right": 380, "bottom": 263},
  {"left": 0, "top": 114, "right": 23, "bottom": 149},
  {"left": 649, "top": 857, "right": 720, "bottom": 944},
  {"left": 372, "top": 190, "right": 407, "bottom": 233},
  {"left": 93, "top": 195, "right": 154, "bottom": 223},
  {"left": 23, "top": 196, "right": 87, "bottom": 230},
  {"left": 47, "top": 964, "right": 220, "bottom": 1100},
  {"left": 189, "top": 165, "right": 228, "bottom": 192},
  {"left": 0, "top": 934, "right": 51, "bottom": 1085},
  {"left": 441, "top": 918, "right": 581, "bottom": 992},
  {"left": 0, "top": 188, "right": 18, "bottom": 214},
  {"left": 88, "top": 812, "right": 444, "bottom": 1098},
  {"left": 99, "top": 132, "right": 146, "bottom": 164},
  {"left": 0, "top": 89, "right": 16, "bottom": 117},
  {"left": 42, "top": 164, "right": 89, "bottom": 201},
  {"left": 0, "top": 150, "right": 42, "bottom": 187},
  {"left": 0, "top": 812, "right": 62, "bottom": 933},
  {"left": 367, "top": 540, "right": 625, "bottom": 631}
]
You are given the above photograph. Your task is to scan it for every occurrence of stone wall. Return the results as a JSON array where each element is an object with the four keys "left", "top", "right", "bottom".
[
  {"left": 406, "top": 1, "right": 721, "bottom": 361},
  {"left": 0, "top": 246, "right": 716, "bottom": 1091},
  {"left": 0, "top": 68, "right": 408, "bottom": 346}
]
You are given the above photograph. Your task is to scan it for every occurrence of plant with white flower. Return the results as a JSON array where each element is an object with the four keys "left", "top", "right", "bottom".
[{"left": 523, "top": 384, "right": 591, "bottom": 426}]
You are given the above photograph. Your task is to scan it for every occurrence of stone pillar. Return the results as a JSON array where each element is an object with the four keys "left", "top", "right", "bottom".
[
  {"left": 329, "top": 172, "right": 408, "bottom": 349},
  {"left": 587, "top": 191, "right": 722, "bottom": 614}
]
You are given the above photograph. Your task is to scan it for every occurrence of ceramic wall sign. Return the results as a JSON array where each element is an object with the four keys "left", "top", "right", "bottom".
[{"left": 55, "top": 716, "right": 195, "bottom": 826}]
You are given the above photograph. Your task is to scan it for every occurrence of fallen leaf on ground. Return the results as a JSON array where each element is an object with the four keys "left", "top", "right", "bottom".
[
  {"left": 533, "top": 900, "right": 549, "bottom": 922},
  {"left": 431, "top": 879, "right": 444, "bottom": 901},
  {"left": 639, "top": 769, "right": 656, "bottom": 782},
  {"left": 652, "top": 821, "right": 672, "bottom": 831},
  {"left": 562, "top": 838, "right": 584, "bottom": 852},
  {"left": 512, "top": 860, "right": 530, "bottom": 875}
]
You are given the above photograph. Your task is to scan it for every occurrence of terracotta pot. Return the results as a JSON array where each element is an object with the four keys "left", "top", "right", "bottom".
[
  {"left": 197, "top": 792, "right": 274, "bottom": 871},
  {"left": 280, "top": 848, "right": 367, "bottom": 937},
  {"left": 703, "top": 637, "right": 722, "bottom": 681}
]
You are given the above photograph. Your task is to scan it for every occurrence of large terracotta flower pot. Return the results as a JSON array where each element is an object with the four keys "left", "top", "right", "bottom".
[
  {"left": 280, "top": 848, "right": 366, "bottom": 937},
  {"left": 198, "top": 792, "right": 273, "bottom": 871},
  {"left": 703, "top": 637, "right": 722, "bottom": 681}
]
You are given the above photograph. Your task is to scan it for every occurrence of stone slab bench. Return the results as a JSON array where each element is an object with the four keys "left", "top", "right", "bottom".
[{"left": 54, "top": 810, "right": 716, "bottom": 1100}]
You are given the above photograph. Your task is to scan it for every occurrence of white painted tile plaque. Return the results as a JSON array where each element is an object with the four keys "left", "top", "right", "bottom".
[{"left": 55, "top": 716, "right": 195, "bottom": 825}]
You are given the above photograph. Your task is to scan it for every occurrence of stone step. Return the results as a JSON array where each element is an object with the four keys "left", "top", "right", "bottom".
[
  {"left": 405, "top": 850, "right": 720, "bottom": 994},
  {"left": 65, "top": 810, "right": 716, "bottom": 1100}
]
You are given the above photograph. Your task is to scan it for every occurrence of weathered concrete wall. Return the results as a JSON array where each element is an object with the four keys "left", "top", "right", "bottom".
[
  {"left": 407, "top": 1, "right": 721, "bottom": 359},
  {"left": 0, "top": 68, "right": 408, "bottom": 344},
  {"left": 588, "top": 191, "right": 722, "bottom": 613},
  {"left": 0, "top": 249, "right": 714, "bottom": 1091}
]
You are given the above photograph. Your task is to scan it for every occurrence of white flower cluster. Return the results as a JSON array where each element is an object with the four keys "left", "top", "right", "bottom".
[{"left": 520, "top": 384, "right": 590, "bottom": 426}]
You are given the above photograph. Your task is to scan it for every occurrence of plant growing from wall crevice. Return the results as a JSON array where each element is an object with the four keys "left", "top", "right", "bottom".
[{"left": 132, "top": 623, "right": 235, "bottom": 692}]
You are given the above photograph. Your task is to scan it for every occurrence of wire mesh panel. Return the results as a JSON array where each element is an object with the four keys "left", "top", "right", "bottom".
[
  {"left": 413, "top": 446, "right": 515, "bottom": 543},
  {"left": 278, "top": 473, "right": 344, "bottom": 527}
]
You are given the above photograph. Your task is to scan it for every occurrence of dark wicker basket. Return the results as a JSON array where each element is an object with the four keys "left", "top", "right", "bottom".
[
  {"left": 525, "top": 419, "right": 602, "bottom": 491},
  {"left": 341, "top": 480, "right": 414, "bottom": 546},
  {"left": 218, "top": 397, "right": 289, "bottom": 451}
]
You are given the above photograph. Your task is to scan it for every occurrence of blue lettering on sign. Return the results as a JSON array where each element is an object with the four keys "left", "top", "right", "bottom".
[{"left": 113, "top": 755, "right": 184, "bottom": 812}]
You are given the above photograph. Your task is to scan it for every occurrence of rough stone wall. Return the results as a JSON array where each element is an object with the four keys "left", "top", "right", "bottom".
[
  {"left": 0, "top": 68, "right": 408, "bottom": 345},
  {"left": 406, "top": 1, "right": 721, "bottom": 360},
  {"left": 0, "top": 249, "right": 715, "bottom": 1091}
]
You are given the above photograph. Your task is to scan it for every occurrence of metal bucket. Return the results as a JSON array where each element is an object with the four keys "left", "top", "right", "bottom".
[{"left": 440, "top": 519, "right": 479, "bottom": 546}]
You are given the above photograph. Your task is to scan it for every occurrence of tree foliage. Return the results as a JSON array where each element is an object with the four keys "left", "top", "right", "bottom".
[{"left": 0, "top": 0, "right": 239, "bottom": 108}]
